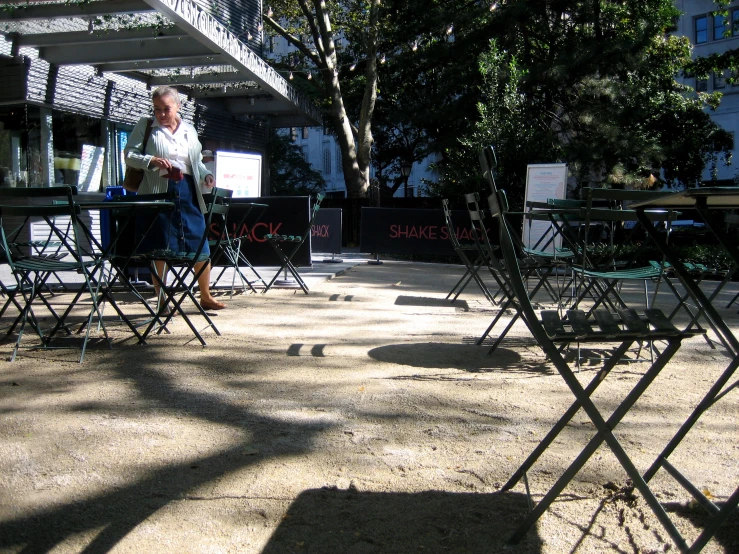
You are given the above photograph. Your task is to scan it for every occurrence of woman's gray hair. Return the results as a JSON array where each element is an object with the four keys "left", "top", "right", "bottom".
[{"left": 152, "top": 85, "right": 181, "bottom": 106}]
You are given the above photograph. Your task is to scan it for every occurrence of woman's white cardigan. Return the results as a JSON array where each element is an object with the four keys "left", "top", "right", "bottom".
[{"left": 124, "top": 117, "right": 213, "bottom": 214}]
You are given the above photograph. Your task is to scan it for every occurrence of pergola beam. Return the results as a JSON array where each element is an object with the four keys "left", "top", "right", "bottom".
[
  {"left": 148, "top": 72, "right": 254, "bottom": 86},
  {"left": 0, "top": 0, "right": 153, "bottom": 21},
  {"left": 96, "top": 54, "right": 225, "bottom": 73},
  {"left": 39, "top": 39, "right": 213, "bottom": 65},
  {"left": 143, "top": 0, "right": 321, "bottom": 125},
  {"left": 17, "top": 27, "right": 188, "bottom": 48}
]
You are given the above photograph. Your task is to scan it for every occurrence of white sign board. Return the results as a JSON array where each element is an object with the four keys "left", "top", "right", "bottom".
[
  {"left": 214, "top": 151, "right": 262, "bottom": 198},
  {"left": 78, "top": 144, "right": 105, "bottom": 192},
  {"left": 523, "top": 163, "right": 568, "bottom": 252}
]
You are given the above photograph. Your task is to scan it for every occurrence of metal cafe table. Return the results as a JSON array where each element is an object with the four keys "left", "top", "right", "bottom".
[
  {"left": 74, "top": 196, "right": 175, "bottom": 344},
  {"left": 629, "top": 187, "right": 739, "bottom": 553}
]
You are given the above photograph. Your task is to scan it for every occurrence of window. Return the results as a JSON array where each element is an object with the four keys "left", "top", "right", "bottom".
[
  {"left": 290, "top": 127, "right": 297, "bottom": 141},
  {"left": 695, "top": 15, "right": 708, "bottom": 44},
  {"left": 714, "top": 71, "right": 726, "bottom": 90},
  {"left": 323, "top": 148, "right": 331, "bottom": 174},
  {"left": 335, "top": 147, "right": 342, "bottom": 172},
  {"left": 696, "top": 77, "right": 708, "bottom": 92},
  {"left": 714, "top": 13, "right": 727, "bottom": 40},
  {"left": 302, "top": 127, "right": 309, "bottom": 139},
  {"left": 733, "top": 9, "right": 739, "bottom": 36}
]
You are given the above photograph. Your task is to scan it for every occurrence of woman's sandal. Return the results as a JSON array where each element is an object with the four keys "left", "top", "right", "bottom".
[{"left": 200, "top": 298, "right": 226, "bottom": 311}]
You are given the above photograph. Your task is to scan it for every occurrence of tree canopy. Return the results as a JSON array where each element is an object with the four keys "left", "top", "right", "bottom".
[
  {"left": 264, "top": 1, "right": 735, "bottom": 204},
  {"left": 420, "top": 0, "right": 733, "bottom": 206}
]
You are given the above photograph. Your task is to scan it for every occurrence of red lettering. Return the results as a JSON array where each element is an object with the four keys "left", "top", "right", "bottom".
[
  {"left": 311, "top": 224, "right": 329, "bottom": 238},
  {"left": 392, "top": 225, "right": 412, "bottom": 239}
]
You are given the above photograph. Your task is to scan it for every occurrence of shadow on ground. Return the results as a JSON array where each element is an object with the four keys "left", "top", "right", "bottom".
[
  {"left": 261, "top": 489, "right": 542, "bottom": 554},
  {"left": 394, "top": 295, "right": 470, "bottom": 311},
  {"left": 367, "top": 342, "right": 554, "bottom": 375},
  {"left": 664, "top": 501, "right": 739, "bottom": 552}
]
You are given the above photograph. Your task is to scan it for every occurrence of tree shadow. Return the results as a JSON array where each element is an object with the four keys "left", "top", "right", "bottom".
[
  {"left": 0, "top": 350, "right": 325, "bottom": 553},
  {"left": 261, "top": 488, "right": 542, "bottom": 554},
  {"left": 368, "top": 342, "right": 555, "bottom": 375}
]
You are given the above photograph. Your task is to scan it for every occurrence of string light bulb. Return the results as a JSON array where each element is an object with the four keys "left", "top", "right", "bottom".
[
  {"left": 446, "top": 25, "right": 453, "bottom": 35},
  {"left": 267, "top": 6, "right": 273, "bottom": 17},
  {"left": 490, "top": 2, "right": 498, "bottom": 11},
  {"left": 380, "top": 54, "right": 386, "bottom": 64},
  {"left": 247, "top": 32, "right": 253, "bottom": 40},
  {"left": 257, "top": 24, "right": 263, "bottom": 32},
  {"left": 349, "top": 63, "right": 356, "bottom": 71},
  {"left": 88, "top": 19, "right": 94, "bottom": 34},
  {"left": 412, "top": 40, "right": 418, "bottom": 51},
  {"left": 307, "top": 72, "right": 312, "bottom": 80},
  {"left": 289, "top": 71, "right": 293, "bottom": 79}
]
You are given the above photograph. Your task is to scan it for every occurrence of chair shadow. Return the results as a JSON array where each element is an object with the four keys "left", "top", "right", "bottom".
[
  {"left": 368, "top": 342, "right": 551, "bottom": 373},
  {"left": 395, "top": 295, "right": 470, "bottom": 311},
  {"left": 261, "top": 489, "right": 542, "bottom": 553},
  {"left": 663, "top": 501, "right": 739, "bottom": 552}
]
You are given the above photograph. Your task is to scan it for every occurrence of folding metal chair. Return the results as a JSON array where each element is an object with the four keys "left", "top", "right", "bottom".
[
  {"left": 486, "top": 184, "right": 707, "bottom": 551},
  {"left": 0, "top": 186, "right": 82, "bottom": 302},
  {"left": 209, "top": 199, "right": 268, "bottom": 295},
  {"left": 475, "top": 148, "right": 569, "bottom": 351},
  {"left": 0, "top": 186, "right": 109, "bottom": 362},
  {"left": 86, "top": 191, "right": 176, "bottom": 343},
  {"left": 442, "top": 198, "right": 498, "bottom": 305},
  {"left": 139, "top": 188, "right": 231, "bottom": 346},
  {"left": 263, "top": 193, "right": 324, "bottom": 294}
]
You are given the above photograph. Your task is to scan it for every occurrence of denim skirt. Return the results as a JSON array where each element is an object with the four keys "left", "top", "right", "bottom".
[{"left": 135, "top": 174, "right": 210, "bottom": 259}]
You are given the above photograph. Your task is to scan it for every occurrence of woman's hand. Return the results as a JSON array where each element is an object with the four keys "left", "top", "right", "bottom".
[
  {"left": 149, "top": 157, "right": 172, "bottom": 170},
  {"left": 204, "top": 174, "right": 216, "bottom": 189}
]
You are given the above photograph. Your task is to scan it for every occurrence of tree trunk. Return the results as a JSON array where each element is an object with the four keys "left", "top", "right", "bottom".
[{"left": 265, "top": 0, "right": 382, "bottom": 198}]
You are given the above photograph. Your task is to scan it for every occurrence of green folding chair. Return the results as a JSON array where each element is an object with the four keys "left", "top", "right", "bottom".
[
  {"left": 442, "top": 198, "right": 497, "bottom": 305},
  {"left": 263, "top": 193, "right": 324, "bottom": 294},
  {"left": 0, "top": 186, "right": 109, "bottom": 362},
  {"left": 486, "top": 183, "right": 706, "bottom": 551}
]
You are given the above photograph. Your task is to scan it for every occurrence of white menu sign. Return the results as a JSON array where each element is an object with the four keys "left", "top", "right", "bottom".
[
  {"left": 215, "top": 151, "right": 262, "bottom": 198},
  {"left": 523, "top": 163, "right": 568, "bottom": 252}
]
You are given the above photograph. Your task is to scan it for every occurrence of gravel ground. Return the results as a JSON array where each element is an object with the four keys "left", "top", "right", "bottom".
[{"left": 0, "top": 260, "right": 737, "bottom": 553}]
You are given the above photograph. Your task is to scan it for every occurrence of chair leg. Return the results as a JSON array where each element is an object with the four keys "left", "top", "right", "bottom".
[
  {"left": 508, "top": 338, "right": 687, "bottom": 550},
  {"left": 501, "top": 340, "right": 634, "bottom": 492}
]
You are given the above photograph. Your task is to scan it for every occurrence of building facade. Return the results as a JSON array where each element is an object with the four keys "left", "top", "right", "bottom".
[{"left": 675, "top": 0, "right": 739, "bottom": 184}]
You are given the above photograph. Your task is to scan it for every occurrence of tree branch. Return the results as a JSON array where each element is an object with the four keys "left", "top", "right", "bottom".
[{"left": 263, "top": 14, "right": 322, "bottom": 67}]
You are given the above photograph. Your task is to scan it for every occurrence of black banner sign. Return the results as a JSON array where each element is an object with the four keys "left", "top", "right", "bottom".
[
  {"left": 360, "top": 208, "right": 477, "bottom": 256},
  {"left": 218, "top": 196, "right": 312, "bottom": 267},
  {"left": 311, "top": 208, "right": 342, "bottom": 254}
]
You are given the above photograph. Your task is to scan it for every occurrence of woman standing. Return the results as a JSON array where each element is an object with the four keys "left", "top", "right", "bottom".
[{"left": 124, "top": 85, "right": 226, "bottom": 312}]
